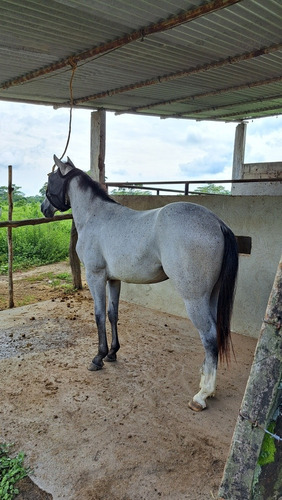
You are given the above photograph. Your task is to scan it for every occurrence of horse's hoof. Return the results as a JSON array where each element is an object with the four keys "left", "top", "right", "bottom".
[
  {"left": 105, "top": 353, "right": 117, "bottom": 362},
  {"left": 88, "top": 361, "right": 103, "bottom": 371},
  {"left": 188, "top": 399, "right": 206, "bottom": 412}
]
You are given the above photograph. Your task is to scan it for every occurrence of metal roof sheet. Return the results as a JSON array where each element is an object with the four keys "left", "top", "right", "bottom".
[{"left": 0, "top": 0, "right": 282, "bottom": 121}]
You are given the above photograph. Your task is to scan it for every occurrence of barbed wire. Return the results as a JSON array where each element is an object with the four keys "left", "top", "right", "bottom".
[{"left": 239, "top": 410, "right": 282, "bottom": 443}]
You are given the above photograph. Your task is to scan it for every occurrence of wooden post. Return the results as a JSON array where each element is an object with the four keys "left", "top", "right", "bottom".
[
  {"left": 66, "top": 110, "right": 107, "bottom": 294},
  {"left": 218, "top": 254, "right": 282, "bottom": 499},
  {"left": 8, "top": 165, "right": 14, "bottom": 308},
  {"left": 69, "top": 221, "right": 82, "bottom": 290},
  {"left": 90, "top": 110, "right": 106, "bottom": 183},
  {"left": 69, "top": 111, "right": 105, "bottom": 289},
  {"left": 231, "top": 121, "right": 247, "bottom": 194}
]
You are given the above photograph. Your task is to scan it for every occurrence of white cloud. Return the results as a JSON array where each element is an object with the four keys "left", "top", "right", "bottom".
[
  {"left": 0, "top": 101, "right": 282, "bottom": 196},
  {"left": 0, "top": 102, "right": 91, "bottom": 195},
  {"left": 106, "top": 114, "right": 237, "bottom": 182},
  {"left": 245, "top": 116, "right": 282, "bottom": 163}
]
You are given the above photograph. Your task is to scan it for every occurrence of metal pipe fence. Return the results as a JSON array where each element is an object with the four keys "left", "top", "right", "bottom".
[{"left": 105, "top": 177, "right": 282, "bottom": 195}]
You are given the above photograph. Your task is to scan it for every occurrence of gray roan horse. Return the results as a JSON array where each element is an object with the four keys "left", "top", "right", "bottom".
[{"left": 41, "top": 155, "right": 238, "bottom": 411}]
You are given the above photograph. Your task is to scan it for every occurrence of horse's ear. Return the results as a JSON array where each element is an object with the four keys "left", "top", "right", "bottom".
[
  {"left": 53, "top": 154, "right": 65, "bottom": 169},
  {"left": 66, "top": 157, "right": 76, "bottom": 168}
]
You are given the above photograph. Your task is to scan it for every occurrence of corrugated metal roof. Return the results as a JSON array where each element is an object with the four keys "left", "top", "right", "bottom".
[{"left": 0, "top": 0, "right": 282, "bottom": 121}]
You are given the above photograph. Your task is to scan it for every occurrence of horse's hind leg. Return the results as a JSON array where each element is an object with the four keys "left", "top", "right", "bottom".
[
  {"left": 184, "top": 297, "right": 218, "bottom": 411},
  {"left": 105, "top": 279, "right": 121, "bottom": 362}
]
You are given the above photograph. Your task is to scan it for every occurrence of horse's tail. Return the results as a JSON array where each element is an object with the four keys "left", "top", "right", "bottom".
[{"left": 217, "top": 225, "right": 239, "bottom": 363}]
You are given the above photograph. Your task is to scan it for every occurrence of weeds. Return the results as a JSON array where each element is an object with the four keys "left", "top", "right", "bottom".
[{"left": 0, "top": 443, "right": 31, "bottom": 500}]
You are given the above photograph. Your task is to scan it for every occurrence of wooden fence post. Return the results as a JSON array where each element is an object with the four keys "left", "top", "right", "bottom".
[
  {"left": 218, "top": 254, "right": 282, "bottom": 499},
  {"left": 8, "top": 165, "right": 14, "bottom": 308},
  {"left": 69, "top": 110, "right": 106, "bottom": 289},
  {"left": 69, "top": 221, "right": 82, "bottom": 290}
]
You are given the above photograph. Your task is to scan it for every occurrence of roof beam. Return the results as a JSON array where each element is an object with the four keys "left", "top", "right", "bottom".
[
  {"left": 172, "top": 93, "right": 282, "bottom": 119},
  {"left": 181, "top": 102, "right": 282, "bottom": 121},
  {"left": 120, "top": 76, "right": 282, "bottom": 114},
  {"left": 55, "top": 42, "right": 282, "bottom": 109},
  {"left": 0, "top": 0, "right": 242, "bottom": 90}
]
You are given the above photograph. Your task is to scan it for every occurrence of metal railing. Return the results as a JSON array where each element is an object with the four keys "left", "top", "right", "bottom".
[{"left": 106, "top": 177, "right": 282, "bottom": 195}]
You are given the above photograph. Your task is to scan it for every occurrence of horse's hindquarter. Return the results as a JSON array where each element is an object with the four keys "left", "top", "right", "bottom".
[{"left": 155, "top": 203, "right": 225, "bottom": 296}]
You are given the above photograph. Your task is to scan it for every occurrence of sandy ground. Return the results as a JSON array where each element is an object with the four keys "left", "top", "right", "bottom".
[{"left": 0, "top": 263, "right": 257, "bottom": 499}]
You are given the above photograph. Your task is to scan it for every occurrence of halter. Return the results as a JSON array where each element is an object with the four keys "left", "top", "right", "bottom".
[{"left": 46, "top": 167, "right": 81, "bottom": 212}]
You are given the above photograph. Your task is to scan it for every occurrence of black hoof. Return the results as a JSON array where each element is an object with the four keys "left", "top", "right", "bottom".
[
  {"left": 88, "top": 360, "right": 104, "bottom": 371},
  {"left": 105, "top": 353, "right": 117, "bottom": 362}
]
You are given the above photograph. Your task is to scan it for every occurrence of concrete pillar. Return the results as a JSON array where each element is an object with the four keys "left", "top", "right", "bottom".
[
  {"left": 232, "top": 121, "right": 247, "bottom": 179},
  {"left": 232, "top": 122, "right": 247, "bottom": 194},
  {"left": 90, "top": 110, "right": 106, "bottom": 183}
]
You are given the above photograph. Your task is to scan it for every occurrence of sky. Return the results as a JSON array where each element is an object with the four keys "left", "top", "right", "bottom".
[{"left": 1, "top": 100, "right": 282, "bottom": 196}]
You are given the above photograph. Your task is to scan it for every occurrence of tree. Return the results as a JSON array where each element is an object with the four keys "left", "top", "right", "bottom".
[
  {"left": 111, "top": 186, "right": 152, "bottom": 195},
  {"left": 0, "top": 184, "right": 26, "bottom": 203},
  {"left": 39, "top": 183, "right": 48, "bottom": 198},
  {"left": 193, "top": 184, "right": 230, "bottom": 195}
]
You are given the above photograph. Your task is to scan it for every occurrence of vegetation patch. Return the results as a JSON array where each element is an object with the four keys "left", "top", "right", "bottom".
[
  {"left": 0, "top": 443, "right": 31, "bottom": 500},
  {"left": 258, "top": 421, "right": 277, "bottom": 466},
  {"left": 17, "top": 295, "right": 37, "bottom": 307},
  {"left": 0, "top": 200, "right": 72, "bottom": 275},
  {"left": 24, "top": 271, "right": 72, "bottom": 285}
]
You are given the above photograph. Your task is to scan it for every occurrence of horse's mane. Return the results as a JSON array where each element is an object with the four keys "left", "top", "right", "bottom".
[{"left": 75, "top": 168, "right": 118, "bottom": 204}]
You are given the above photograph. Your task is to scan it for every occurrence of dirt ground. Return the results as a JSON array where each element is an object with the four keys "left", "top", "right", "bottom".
[{"left": 0, "top": 263, "right": 257, "bottom": 499}]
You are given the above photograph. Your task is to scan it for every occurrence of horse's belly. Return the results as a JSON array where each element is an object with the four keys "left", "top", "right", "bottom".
[{"left": 109, "top": 262, "right": 168, "bottom": 284}]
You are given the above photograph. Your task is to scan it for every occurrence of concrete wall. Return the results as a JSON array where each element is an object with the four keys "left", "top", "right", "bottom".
[
  {"left": 232, "top": 161, "right": 282, "bottom": 195},
  {"left": 114, "top": 194, "right": 282, "bottom": 338}
]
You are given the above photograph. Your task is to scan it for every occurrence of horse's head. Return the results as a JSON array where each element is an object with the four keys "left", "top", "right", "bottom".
[{"left": 41, "top": 155, "right": 79, "bottom": 217}]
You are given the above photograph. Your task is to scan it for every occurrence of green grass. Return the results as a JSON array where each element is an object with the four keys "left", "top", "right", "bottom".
[
  {"left": 258, "top": 421, "right": 277, "bottom": 466},
  {"left": 0, "top": 443, "right": 31, "bottom": 500},
  {"left": 17, "top": 295, "right": 37, "bottom": 307},
  {"left": 22, "top": 271, "right": 75, "bottom": 297},
  {"left": 47, "top": 272, "right": 74, "bottom": 293},
  {"left": 0, "top": 202, "right": 72, "bottom": 274},
  {"left": 24, "top": 272, "right": 72, "bottom": 284}
]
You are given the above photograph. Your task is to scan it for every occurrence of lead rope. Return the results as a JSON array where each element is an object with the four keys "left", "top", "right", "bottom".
[{"left": 52, "top": 59, "right": 77, "bottom": 171}]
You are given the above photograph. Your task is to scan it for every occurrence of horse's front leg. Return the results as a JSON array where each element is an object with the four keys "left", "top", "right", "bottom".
[
  {"left": 87, "top": 271, "right": 109, "bottom": 371},
  {"left": 105, "top": 280, "right": 121, "bottom": 362}
]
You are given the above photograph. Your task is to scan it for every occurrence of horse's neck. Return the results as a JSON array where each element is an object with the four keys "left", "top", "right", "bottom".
[{"left": 68, "top": 181, "right": 99, "bottom": 231}]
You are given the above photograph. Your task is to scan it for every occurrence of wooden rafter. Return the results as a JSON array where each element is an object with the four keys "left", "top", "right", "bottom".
[
  {"left": 55, "top": 43, "right": 282, "bottom": 110},
  {"left": 0, "top": 0, "right": 242, "bottom": 91},
  {"left": 119, "top": 75, "right": 282, "bottom": 115}
]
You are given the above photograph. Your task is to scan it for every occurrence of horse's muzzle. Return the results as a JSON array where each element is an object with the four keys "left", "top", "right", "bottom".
[{"left": 41, "top": 198, "right": 56, "bottom": 218}]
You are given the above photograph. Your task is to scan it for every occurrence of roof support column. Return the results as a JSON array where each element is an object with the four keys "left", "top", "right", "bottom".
[
  {"left": 232, "top": 121, "right": 247, "bottom": 193},
  {"left": 90, "top": 110, "right": 106, "bottom": 183}
]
